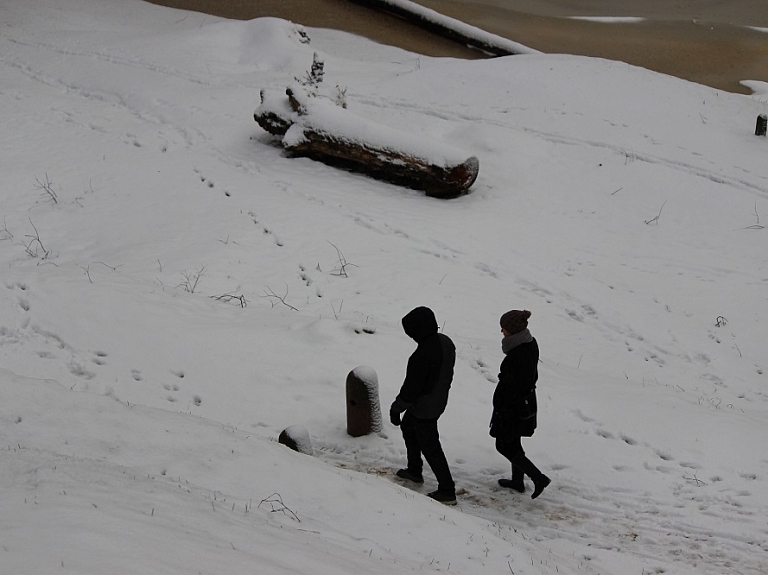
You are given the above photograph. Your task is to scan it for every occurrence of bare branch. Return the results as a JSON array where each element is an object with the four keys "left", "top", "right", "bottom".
[
  {"left": 644, "top": 201, "right": 667, "bottom": 225},
  {"left": 0, "top": 217, "right": 12, "bottom": 241},
  {"left": 328, "top": 241, "right": 357, "bottom": 278},
  {"left": 24, "top": 218, "right": 50, "bottom": 260},
  {"left": 258, "top": 493, "right": 300, "bottom": 522},
  {"left": 261, "top": 285, "right": 298, "bottom": 311},
  {"left": 210, "top": 292, "right": 248, "bottom": 308},
  {"left": 34, "top": 173, "right": 58, "bottom": 204},
  {"left": 178, "top": 266, "right": 206, "bottom": 293},
  {"left": 743, "top": 202, "right": 764, "bottom": 229}
]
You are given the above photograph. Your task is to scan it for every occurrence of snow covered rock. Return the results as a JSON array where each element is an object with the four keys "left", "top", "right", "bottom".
[{"left": 278, "top": 425, "right": 313, "bottom": 455}]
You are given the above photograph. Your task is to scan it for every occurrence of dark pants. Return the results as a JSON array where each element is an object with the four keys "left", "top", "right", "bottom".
[
  {"left": 495, "top": 436, "right": 545, "bottom": 483},
  {"left": 401, "top": 411, "right": 455, "bottom": 494}
]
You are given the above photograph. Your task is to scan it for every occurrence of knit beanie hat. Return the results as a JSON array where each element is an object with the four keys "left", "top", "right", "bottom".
[{"left": 500, "top": 310, "right": 531, "bottom": 335}]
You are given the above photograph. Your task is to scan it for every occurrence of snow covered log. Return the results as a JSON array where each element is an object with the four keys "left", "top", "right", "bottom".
[
  {"left": 349, "top": 0, "right": 538, "bottom": 57},
  {"left": 254, "top": 88, "right": 479, "bottom": 198}
]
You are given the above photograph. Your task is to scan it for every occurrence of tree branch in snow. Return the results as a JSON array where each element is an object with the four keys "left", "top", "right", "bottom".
[
  {"left": 178, "top": 266, "right": 206, "bottom": 293},
  {"left": 258, "top": 493, "right": 300, "bottom": 522},
  {"left": 34, "top": 173, "right": 58, "bottom": 204},
  {"left": 644, "top": 201, "right": 666, "bottom": 225},
  {"left": 210, "top": 292, "right": 248, "bottom": 308},
  {"left": 0, "top": 217, "right": 12, "bottom": 241},
  {"left": 328, "top": 241, "right": 356, "bottom": 278},
  {"left": 24, "top": 218, "right": 50, "bottom": 260},
  {"left": 743, "top": 202, "right": 764, "bottom": 229},
  {"left": 261, "top": 285, "right": 298, "bottom": 311}
]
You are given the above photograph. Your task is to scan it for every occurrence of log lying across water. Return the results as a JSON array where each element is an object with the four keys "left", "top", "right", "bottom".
[
  {"left": 348, "top": 0, "right": 538, "bottom": 57},
  {"left": 254, "top": 88, "right": 479, "bottom": 199}
]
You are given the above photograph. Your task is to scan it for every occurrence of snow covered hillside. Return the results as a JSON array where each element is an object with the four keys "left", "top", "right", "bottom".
[{"left": 1, "top": 0, "right": 767, "bottom": 573}]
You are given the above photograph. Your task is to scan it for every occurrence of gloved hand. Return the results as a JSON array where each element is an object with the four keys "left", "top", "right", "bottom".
[{"left": 389, "top": 398, "right": 408, "bottom": 427}]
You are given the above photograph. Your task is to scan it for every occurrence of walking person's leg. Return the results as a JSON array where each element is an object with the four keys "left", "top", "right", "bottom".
[
  {"left": 495, "top": 437, "right": 550, "bottom": 499},
  {"left": 396, "top": 411, "right": 424, "bottom": 483},
  {"left": 413, "top": 417, "right": 455, "bottom": 501}
]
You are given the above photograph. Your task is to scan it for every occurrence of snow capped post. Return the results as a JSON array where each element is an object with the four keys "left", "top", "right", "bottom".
[
  {"left": 756, "top": 114, "right": 767, "bottom": 136},
  {"left": 346, "top": 366, "right": 382, "bottom": 437}
]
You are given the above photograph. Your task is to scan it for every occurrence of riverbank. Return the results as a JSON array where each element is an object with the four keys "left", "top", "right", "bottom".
[{"left": 145, "top": 0, "right": 768, "bottom": 94}]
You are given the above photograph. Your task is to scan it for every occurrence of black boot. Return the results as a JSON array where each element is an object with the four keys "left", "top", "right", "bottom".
[
  {"left": 531, "top": 475, "right": 551, "bottom": 500},
  {"left": 396, "top": 468, "right": 424, "bottom": 484},
  {"left": 511, "top": 453, "right": 550, "bottom": 499},
  {"left": 498, "top": 465, "right": 525, "bottom": 492}
]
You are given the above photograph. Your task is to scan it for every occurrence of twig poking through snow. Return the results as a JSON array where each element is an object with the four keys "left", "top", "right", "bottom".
[
  {"left": 645, "top": 201, "right": 667, "bottom": 225},
  {"left": 258, "top": 493, "right": 300, "bottom": 522},
  {"left": 262, "top": 285, "right": 298, "bottom": 311},
  {"left": 328, "top": 241, "right": 357, "bottom": 278},
  {"left": 34, "top": 173, "right": 58, "bottom": 204}
]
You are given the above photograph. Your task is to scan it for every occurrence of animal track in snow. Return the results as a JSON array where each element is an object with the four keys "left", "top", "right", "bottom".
[
  {"left": 620, "top": 434, "right": 638, "bottom": 446},
  {"left": 131, "top": 369, "right": 143, "bottom": 381},
  {"left": 298, "top": 264, "right": 313, "bottom": 286},
  {"left": 655, "top": 450, "right": 674, "bottom": 461},
  {"left": 123, "top": 133, "right": 142, "bottom": 147},
  {"left": 248, "top": 211, "right": 283, "bottom": 247},
  {"left": 69, "top": 360, "right": 95, "bottom": 380}
]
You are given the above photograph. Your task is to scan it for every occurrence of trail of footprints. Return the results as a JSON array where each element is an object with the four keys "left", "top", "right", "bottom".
[
  {"left": 3, "top": 282, "right": 202, "bottom": 407},
  {"left": 582, "top": 408, "right": 759, "bottom": 494}
]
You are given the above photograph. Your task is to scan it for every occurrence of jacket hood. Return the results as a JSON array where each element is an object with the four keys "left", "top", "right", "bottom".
[{"left": 402, "top": 306, "right": 438, "bottom": 342}]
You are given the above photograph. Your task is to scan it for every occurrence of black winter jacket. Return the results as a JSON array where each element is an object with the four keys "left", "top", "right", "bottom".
[
  {"left": 490, "top": 337, "right": 539, "bottom": 438},
  {"left": 395, "top": 307, "right": 455, "bottom": 420}
]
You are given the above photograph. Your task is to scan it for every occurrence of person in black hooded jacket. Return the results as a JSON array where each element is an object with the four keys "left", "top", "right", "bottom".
[
  {"left": 490, "top": 309, "right": 551, "bottom": 499},
  {"left": 390, "top": 306, "right": 457, "bottom": 505}
]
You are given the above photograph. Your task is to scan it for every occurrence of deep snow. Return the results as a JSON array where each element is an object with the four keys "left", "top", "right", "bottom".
[{"left": 1, "top": 0, "right": 768, "bottom": 573}]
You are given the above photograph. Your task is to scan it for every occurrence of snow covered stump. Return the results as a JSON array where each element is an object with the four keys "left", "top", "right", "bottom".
[
  {"left": 278, "top": 425, "right": 313, "bottom": 455},
  {"left": 346, "top": 366, "right": 382, "bottom": 437},
  {"left": 756, "top": 114, "right": 767, "bottom": 136}
]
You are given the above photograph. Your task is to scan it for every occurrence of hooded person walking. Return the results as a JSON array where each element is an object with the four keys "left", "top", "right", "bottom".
[
  {"left": 390, "top": 306, "right": 457, "bottom": 505},
  {"left": 490, "top": 310, "right": 551, "bottom": 499}
]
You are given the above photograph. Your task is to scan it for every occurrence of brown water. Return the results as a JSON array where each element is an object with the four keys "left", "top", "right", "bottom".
[{"left": 146, "top": 0, "right": 768, "bottom": 94}]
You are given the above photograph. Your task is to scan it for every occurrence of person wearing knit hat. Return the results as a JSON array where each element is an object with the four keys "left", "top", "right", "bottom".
[{"left": 489, "top": 310, "right": 551, "bottom": 499}]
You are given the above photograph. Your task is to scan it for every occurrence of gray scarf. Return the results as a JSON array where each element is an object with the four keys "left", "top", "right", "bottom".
[{"left": 502, "top": 329, "right": 533, "bottom": 354}]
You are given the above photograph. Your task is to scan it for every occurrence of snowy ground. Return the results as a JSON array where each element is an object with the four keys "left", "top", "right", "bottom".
[{"left": 2, "top": 0, "right": 768, "bottom": 573}]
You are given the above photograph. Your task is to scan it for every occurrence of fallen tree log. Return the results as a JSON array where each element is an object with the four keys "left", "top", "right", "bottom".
[
  {"left": 254, "top": 88, "right": 479, "bottom": 198},
  {"left": 348, "top": 0, "right": 538, "bottom": 57}
]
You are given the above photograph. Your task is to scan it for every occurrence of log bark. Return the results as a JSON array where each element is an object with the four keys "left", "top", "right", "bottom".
[{"left": 283, "top": 126, "right": 478, "bottom": 198}]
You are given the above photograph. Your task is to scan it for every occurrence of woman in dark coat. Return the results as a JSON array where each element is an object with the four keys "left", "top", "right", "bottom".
[{"left": 490, "top": 310, "right": 551, "bottom": 499}]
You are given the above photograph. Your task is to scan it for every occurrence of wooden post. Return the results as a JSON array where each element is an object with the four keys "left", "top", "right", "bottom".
[
  {"left": 346, "top": 366, "right": 382, "bottom": 437},
  {"left": 756, "top": 114, "right": 767, "bottom": 136}
]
